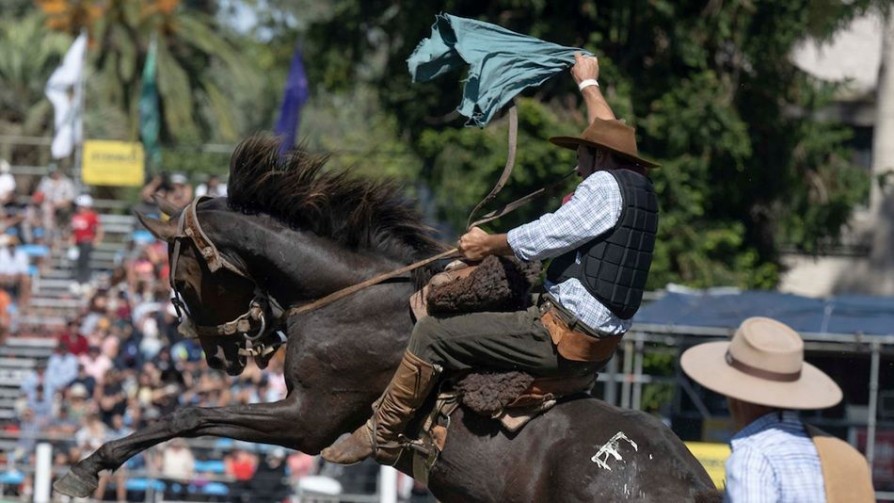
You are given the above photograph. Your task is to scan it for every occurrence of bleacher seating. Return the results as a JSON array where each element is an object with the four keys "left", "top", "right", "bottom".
[
  {"left": 0, "top": 338, "right": 53, "bottom": 423},
  {"left": 17, "top": 205, "right": 138, "bottom": 330}
]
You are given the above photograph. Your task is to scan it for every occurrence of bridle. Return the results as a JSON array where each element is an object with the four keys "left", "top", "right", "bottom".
[{"left": 169, "top": 196, "right": 283, "bottom": 358}]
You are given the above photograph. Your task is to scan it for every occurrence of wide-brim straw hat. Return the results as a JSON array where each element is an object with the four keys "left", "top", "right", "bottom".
[
  {"left": 681, "top": 317, "right": 842, "bottom": 410},
  {"left": 549, "top": 118, "right": 660, "bottom": 168}
]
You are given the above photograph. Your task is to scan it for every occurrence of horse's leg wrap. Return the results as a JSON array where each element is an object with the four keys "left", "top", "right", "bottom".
[{"left": 322, "top": 351, "right": 440, "bottom": 465}]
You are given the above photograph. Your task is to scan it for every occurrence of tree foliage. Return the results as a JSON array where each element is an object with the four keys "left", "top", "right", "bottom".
[
  {"left": 0, "top": 1, "right": 874, "bottom": 291},
  {"left": 296, "top": 0, "right": 871, "bottom": 289}
]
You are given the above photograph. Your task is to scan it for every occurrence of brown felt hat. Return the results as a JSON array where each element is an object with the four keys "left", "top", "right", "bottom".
[
  {"left": 681, "top": 317, "right": 842, "bottom": 410},
  {"left": 549, "top": 118, "right": 659, "bottom": 168}
]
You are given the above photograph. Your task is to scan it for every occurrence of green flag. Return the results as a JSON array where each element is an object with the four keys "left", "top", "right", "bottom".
[{"left": 140, "top": 35, "right": 161, "bottom": 171}]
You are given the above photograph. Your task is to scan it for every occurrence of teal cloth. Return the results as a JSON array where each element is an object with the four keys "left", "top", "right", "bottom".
[{"left": 407, "top": 13, "right": 590, "bottom": 127}]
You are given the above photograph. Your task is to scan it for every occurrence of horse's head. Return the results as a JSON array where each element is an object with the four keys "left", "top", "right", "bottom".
[{"left": 137, "top": 201, "right": 266, "bottom": 376}]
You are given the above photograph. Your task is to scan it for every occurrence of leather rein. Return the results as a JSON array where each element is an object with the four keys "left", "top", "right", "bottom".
[{"left": 168, "top": 102, "right": 570, "bottom": 356}]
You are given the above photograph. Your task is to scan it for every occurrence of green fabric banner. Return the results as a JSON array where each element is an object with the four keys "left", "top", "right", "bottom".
[{"left": 139, "top": 35, "right": 161, "bottom": 171}]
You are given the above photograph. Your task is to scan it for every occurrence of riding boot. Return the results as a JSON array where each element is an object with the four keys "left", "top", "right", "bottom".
[{"left": 321, "top": 351, "right": 440, "bottom": 465}]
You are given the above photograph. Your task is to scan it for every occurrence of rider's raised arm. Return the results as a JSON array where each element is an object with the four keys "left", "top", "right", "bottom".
[{"left": 571, "top": 52, "right": 615, "bottom": 123}]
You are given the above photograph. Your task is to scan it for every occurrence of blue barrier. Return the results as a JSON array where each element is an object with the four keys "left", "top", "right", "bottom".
[
  {"left": 194, "top": 459, "right": 226, "bottom": 474},
  {"left": 200, "top": 481, "right": 229, "bottom": 496},
  {"left": 125, "top": 478, "right": 166, "bottom": 492},
  {"left": 0, "top": 470, "right": 24, "bottom": 485}
]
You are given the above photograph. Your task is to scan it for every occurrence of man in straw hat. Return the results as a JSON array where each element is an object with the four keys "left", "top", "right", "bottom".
[
  {"left": 681, "top": 316, "right": 874, "bottom": 502},
  {"left": 324, "top": 53, "right": 660, "bottom": 465}
]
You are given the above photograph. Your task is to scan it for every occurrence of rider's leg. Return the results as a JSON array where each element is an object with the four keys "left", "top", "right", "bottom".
[
  {"left": 321, "top": 349, "right": 439, "bottom": 465},
  {"left": 321, "top": 307, "right": 596, "bottom": 465}
]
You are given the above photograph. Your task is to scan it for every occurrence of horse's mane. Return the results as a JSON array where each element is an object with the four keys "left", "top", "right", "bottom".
[{"left": 226, "top": 134, "right": 445, "bottom": 266}]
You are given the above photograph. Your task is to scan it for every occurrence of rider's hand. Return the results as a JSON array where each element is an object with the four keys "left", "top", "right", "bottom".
[
  {"left": 571, "top": 52, "right": 599, "bottom": 86},
  {"left": 458, "top": 227, "right": 513, "bottom": 262}
]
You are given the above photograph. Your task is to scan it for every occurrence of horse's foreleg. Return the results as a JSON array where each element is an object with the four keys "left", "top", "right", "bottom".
[{"left": 54, "top": 396, "right": 308, "bottom": 498}]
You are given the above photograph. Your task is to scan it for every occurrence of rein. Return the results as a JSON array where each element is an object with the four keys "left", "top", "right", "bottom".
[{"left": 171, "top": 103, "right": 568, "bottom": 352}]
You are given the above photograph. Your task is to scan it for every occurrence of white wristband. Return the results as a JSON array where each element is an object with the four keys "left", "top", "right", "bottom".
[{"left": 578, "top": 79, "right": 599, "bottom": 91}]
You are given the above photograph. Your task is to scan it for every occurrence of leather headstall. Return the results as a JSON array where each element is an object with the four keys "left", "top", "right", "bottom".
[{"left": 169, "top": 196, "right": 283, "bottom": 358}]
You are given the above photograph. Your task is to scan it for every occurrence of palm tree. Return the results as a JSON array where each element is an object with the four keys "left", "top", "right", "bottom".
[{"left": 36, "top": 0, "right": 260, "bottom": 144}]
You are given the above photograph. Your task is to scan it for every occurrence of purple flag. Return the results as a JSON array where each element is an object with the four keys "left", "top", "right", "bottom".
[{"left": 274, "top": 46, "right": 310, "bottom": 152}]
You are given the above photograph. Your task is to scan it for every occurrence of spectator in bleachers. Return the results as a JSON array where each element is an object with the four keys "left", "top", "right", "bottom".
[
  {"left": 35, "top": 164, "right": 75, "bottom": 244},
  {"left": 136, "top": 307, "right": 163, "bottom": 360},
  {"left": 0, "top": 234, "right": 30, "bottom": 306},
  {"left": 48, "top": 396, "right": 81, "bottom": 437},
  {"left": 58, "top": 318, "right": 88, "bottom": 356},
  {"left": 80, "top": 292, "right": 110, "bottom": 345},
  {"left": 69, "top": 364, "right": 97, "bottom": 398},
  {"left": 64, "top": 383, "right": 93, "bottom": 426},
  {"left": 0, "top": 159, "right": 16, "bottom": 206},
  {"left": 99, "top": 319, "right": 120, "bottom": 360},
  {"left": 98, "top": 368, "right": 127, "bottom": 426},
  {"left": 115, "top": 325, "right": 142, "bottom": 371},
  {"left": 0, "top": 288, "right": 11, "bottom": 341},
  {"left": 195, "top": 174, "right": 228, "bottom": 198},
  {"left": 14, "top": 408, "right": 44, "bottom": 462},
  {"left": 79, "top": 345, "right": 112, "bottom": 385},
  {"left": 225, "top": 444, "right": 257, "bottom": 502},
  {"left": 45, "top": 341, "right": 78, "bottom": 393},
  {"left": 75, "top": 412, "right": 111, "bottom": 500},
  {"left": 105, "top": 413, "right": 132, "bottom": 503},
  {"left": 158, "top": 437, "right": 195, "bottom": 499},
  {"left": 287, "top": 452, "right": 318, "bottom": 485},
  {"left": 19, "top": 191, "right": 46, "bottom": 246},
  {"left": 250, "top": 447, "right": 290, "bottom": 502},
  {"left": 167, "top": 172, "right": 193, "bottom": 209},
  {"left": 70, "top": 194, "right": 102, "bottom": 291},
  {"left": 19, "top": 362, "right": 49, "bottom": 405}
]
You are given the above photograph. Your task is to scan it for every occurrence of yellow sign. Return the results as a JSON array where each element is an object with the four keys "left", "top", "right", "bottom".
[
  {"left": 685, "top": 441, "right": 730, "bottom": 489},
  {"left": 82, "top": 140, "right": 145, "bottom": 187}
]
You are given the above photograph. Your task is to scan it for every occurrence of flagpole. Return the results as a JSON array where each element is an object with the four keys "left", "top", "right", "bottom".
[{"left": 72, "top": 29, "right": 87, "bottom": 190}]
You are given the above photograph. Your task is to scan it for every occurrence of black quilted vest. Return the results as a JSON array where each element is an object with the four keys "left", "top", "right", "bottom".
[{"left": 546, "top": 169, "right": 658, "bottom": 320}]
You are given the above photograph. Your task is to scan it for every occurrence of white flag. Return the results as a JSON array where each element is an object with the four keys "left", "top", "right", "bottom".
[{"left": 45, "top": 32, "right": 87, "bottom": 159}]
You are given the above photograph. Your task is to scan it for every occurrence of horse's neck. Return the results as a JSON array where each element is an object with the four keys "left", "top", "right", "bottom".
[{"left": 209, "top": 211, "right": 411, "bottom": 308}]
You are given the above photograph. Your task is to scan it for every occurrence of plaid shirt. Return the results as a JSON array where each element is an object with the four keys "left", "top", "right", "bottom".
[
  {"left": 507, "top": 170, "right": 628, "bottom": 335},
  {"left": 725, "top": 411, "right": 826, "bottom": 503}
]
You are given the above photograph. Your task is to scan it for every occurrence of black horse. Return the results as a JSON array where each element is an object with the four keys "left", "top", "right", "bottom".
[{"left": 55, "top": 135, "right": 717, "bottom": 501}]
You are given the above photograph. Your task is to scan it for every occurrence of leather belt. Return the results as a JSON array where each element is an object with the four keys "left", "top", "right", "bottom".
[{"left": 538, "top": 296, "right": 622, "bottom": 363}]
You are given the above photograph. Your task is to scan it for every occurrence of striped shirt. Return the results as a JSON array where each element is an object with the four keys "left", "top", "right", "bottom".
[
  {"left": 506, "top": 170, "right": 628, "bottom": 335},
  {"left": 725, "top": 411, "right": 826, "bottom": 503}
]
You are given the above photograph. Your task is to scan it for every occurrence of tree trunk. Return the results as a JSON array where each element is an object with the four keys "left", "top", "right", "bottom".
[{"left": 869, "top": 8, "right": 894, "bottom": 293}]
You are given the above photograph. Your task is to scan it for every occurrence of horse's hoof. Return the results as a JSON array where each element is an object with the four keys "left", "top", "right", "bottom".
[{"left": 53, "top": 469, "right": 98, "bottom": 498}]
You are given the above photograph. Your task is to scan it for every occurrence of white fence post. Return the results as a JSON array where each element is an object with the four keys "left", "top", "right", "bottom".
[
  {"left": 379, "top": 465, "right": 398, "bottom": 503},
  {"left": 33, "top": 443, "right": 53, "bottom": 503}
]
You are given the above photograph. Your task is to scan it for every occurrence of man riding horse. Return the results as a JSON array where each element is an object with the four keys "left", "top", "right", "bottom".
[{"left": 323, "top": 53, "right": 660, "bottom": 465}]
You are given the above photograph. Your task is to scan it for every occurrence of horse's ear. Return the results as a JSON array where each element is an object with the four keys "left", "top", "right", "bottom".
[
  {"left": 153, "top": 193, "right": 185, "bottom": 217},
  {"left": 135, "top": 211, "right": 177, "bottom": 242}
]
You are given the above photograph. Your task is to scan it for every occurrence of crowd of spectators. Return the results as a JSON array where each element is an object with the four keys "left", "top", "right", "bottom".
[
  {"left": 0, "top": 165, "right": 312, "bottom": 501},
  {"left": 0, "top": 160, "right": 90, "bottom": 321}
]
